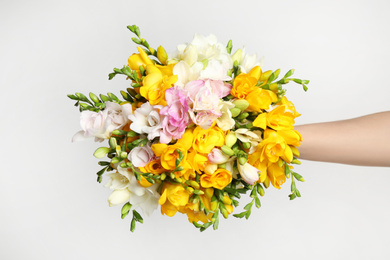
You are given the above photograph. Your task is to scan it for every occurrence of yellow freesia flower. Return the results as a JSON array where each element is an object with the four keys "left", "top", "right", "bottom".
[
  {"left": 140, "top": 64, "right": 178, "bottom": 106},
  {"left": 253, "top": 105, "right": 295, "bottom": 131},
  {"left": 200, "top": 168, "right": 232, "bottom": 190},
  {"left": 139, "top": 159, "right": 165, "bottom": 175},
  {"left": 231, "top": 69, "right": 258, "bottom": 99},
  {"left": 151, "top": 143, "right": 187, "bottom": 171},
  {"left": 159, "top": 183, "right": 190, "bottom": 217},
  {"left": 277, "top": 96, "right": 301, "bottom": 117},
  {"left": 255, "top": 129, "right": 293, "bottom": 163},
  {"left": 245, "top": 87, "right": 277, "bottom": 112},
  {"left": 267, "top": 161, "right": 287, "bottom": 189},
  {"left": 128, "top": 46, "right": 153, "bottom": 71},
  {"left": 192, "top": 125, "right": 225, "bottom": 154}
]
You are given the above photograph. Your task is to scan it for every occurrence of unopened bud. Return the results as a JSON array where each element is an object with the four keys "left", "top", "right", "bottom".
[
  {"left": 160, "top": 173, "right": 166, "bottom": 181},
  {"left": 93, "top": 147, "right": 110, "bottom": 159},
  {"left": 109, "top": 137, "right": 117, "bottom": 149},
  {"left": 205, "top": 188, "right": 214, "bottom": 198},
  {"left": 221, "top": 145, "right": 235, "bottom": 156},
  {"left": 292, "top": 158, "right": 301, "bottom": 165},
  {"left": 225, "top": 132, "right": 237, "bottom": 148},
  {"left": 205, "top": 163, "right": 217, "bottom": 175},
  {"left": 157, "top": 46, "right": 168, "bottom": 65},
  {"left": 218, "top": 163, "right": 226, "bottom": 169},
  {"left": 211, "top": 200, "right": 218, "bottom": 212},
  {"left": 222, "top": 195, "right": 231, "bottom": 205},
  {"left": 221, "top": 207, "right": 229, "bottom": 219},
  {"left": 242, "top": 142, "right": 251, "bottom": 149},
  {"left": 237, "top": 112, "right": 249, "bottom": 120},
  {"left": 194, "top": 190, "right": 204, "bottom": 195},
  {"left": 231, "top": 48, "right": 243, "bottom": 65},
  {"left": 111, "top": 157, "right": 120, "bottom": 164},
  {"left": 189, "top": 180, "right": 200, "bottom": 189},
  {"left": 120, "top": 151, "right": 128, "bottom": 159},
  {"left": 263, "top": 178, "right": 270, "bottom": 188},
  {"left": 187, "top": 187, "right": 194, "bottom": 194},
  {"left": 230, "top": 108, "right": 241, "bottom": 118},
  {"left": 238, "top": 157, "right": 247, "bottom": 165},
  {"left": 127, "top": 130, "right": 138, "bottom": 137},
  {"left": 257, "top": 184, "right": 265, "bottom": 196},
  {"left": 233, "top": 99, "right": 249, "bottom": 111},
  {"left": 120, "top": 162, "right": 127, "bottom": 168},
  {"left": 112, "top": 129, "right": 127, "bottom": 136}
]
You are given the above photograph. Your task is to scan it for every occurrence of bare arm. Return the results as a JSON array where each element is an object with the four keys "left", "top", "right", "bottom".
[{"left": 295, "top": 111, "right": 390, "bottom": 167}]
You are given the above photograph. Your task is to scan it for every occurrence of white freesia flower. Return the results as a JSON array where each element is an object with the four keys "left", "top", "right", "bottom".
[
  {"left": 118, "top": 166, "right": 160, "bottom": 217},
  {"left": 128, "top": 174, "right": 160, "bottom": 217},
  {"left": 233, "top": 47, "right": 264, "bottom": 74},
  {"left": 72, "top": 102, "right": 132, "bottom": 142},
  {"left": 234, "top": 129, "right": 263, "bottom": 154},
  {"left": 129, "top": 102, "right": 163, "bottom": 140},
  {"left": 104, "top": 170, "right": 131, "bottom": 190},
  {"left": 128, "top": 145, "right": 154, "bottom": 167},
  {"left": 108, "top": 189, "right": 131, "bottom": 206},
  {"left": 170, "top": 34, "right": 233, "bottom": 84},
  {"left": 238, "top": 163, "right": 260, "bottom": 185},
  {"left": 216, "top": 101, "right": 235, "bottom": 131}
]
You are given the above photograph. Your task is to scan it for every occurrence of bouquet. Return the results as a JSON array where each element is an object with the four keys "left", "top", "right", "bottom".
[{"left": 68, "top": 25, "right": 308, "bottom": 232}]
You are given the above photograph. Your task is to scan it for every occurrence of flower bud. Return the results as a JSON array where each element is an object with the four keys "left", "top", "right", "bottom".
[
  {"left": 222, "top": 195, "right": 231, "bottom": 205},
  {"left": 237, "top": 112, "right": 249, "bottom": 120},
  {"left": 111, "top": 157, "right": 120, "bottom": 164},
  {"left": 231, "top": 48, "right": 243, "bottom": 65},
  {"left": 218, "top": 163, "right": 226, "bottom": 169},
  {"left": 211, "top": 198, "right": 218, "bottom": 211},
  {"left": 225, "top": 132, "right": 237, "bottom": 148},
  {"left": 157, "top": 46, "right": 168, "bottom": 65},
  {"left": 233, "top": 99, "right": 249, "bottom": 111},
  {"left": 221, "top": 207, "right": 229, "bottom": 219},
  {"left": 94, "top": 147, "right": 110, "bottom": 159},
  {"left": 238, "top": 157, "right": 247, "bottom": 165},
  {"left": 238, "top": 162, "right": 260, "bottom": 185},
  {"left": 109, "top": 137, "right": 117, "bottom": 149},
  {"left": 189, "top": 180, "right": 200, "bottom": 189},
  {"left": 242, "top": 142, "right": 251, "bottom": 149},
  {"left": 205, "top": 188, "right": 214, "bottom": 198},
  {"left": 205, "top": 163, "right": 217, "bottom": 175},
  {"left": 292, "top": 158, "right": 301, "bottom": 165},
  {"left": 229, "top": 108, "right": 241, "bottom": 118},
  {"left": 263, "top": 177, "right": 270, "bottom": 188},
  {"left": 221, "top": 145, "right": 235, "bottom": 156},
  {"left": 127, "top": 131, "right": 138, "bottom": 137},
  {"left": 208, "top": 148, "right": 230, "bottom": 164}
]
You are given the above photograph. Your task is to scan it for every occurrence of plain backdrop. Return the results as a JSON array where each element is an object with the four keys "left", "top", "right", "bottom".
[{"left": 1, "top": 0, "right": 390, "bottom": 259}]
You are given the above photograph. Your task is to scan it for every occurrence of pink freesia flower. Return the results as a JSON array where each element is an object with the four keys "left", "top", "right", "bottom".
[
  {"left": 72, "top": 102, "right": 132, "bottom": 142},
  {"left": 159, "top": 87, "right": 191, "bottom": 143}
]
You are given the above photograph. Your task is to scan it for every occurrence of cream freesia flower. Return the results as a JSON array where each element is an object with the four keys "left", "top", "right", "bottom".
[{"left": 234, "top": 128, "right": 263, "bottom": 154}]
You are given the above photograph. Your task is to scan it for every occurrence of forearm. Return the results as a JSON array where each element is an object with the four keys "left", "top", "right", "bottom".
[{"left": 295, "top": 111, "right": 390, "bottom": 167}]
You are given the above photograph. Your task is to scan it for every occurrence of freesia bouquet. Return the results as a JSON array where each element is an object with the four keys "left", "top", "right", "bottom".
[{"left": 69, "top": 25, "right": 308, "bottom": 232}]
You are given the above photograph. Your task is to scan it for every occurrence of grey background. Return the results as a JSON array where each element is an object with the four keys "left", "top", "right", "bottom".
[{"left": 1, "top": 0, "right": 389, "bottom": 259}]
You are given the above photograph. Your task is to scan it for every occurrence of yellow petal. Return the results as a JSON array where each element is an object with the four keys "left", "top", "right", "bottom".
[
  {"left": 253, "top": 113, "right": 267, "bottom": 129},
  {"left": 151, "top": 143, "right": 167, "bottom": 157}
]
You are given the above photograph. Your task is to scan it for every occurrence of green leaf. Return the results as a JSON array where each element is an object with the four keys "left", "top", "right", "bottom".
[
  {"left": 67, "top": 94, "right": 78, "bottom": 100},
  {"left": 100, "top": 94, "right": 111, "bottom": 102},
  {"left": 233, "top": 211, "right": 247, "bottom": 219},
  {"left": 255, "top": 197, "right": 261, "bottom": 208}
]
